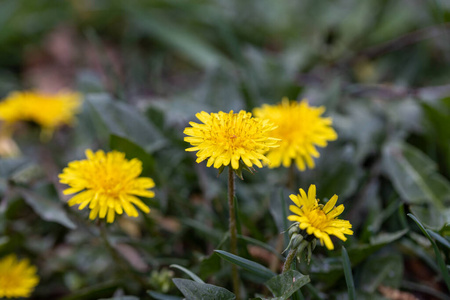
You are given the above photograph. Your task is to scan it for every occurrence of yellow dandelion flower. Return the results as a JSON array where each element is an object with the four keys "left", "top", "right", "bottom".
[
  {"left": 59, "top": 149, "right": 155, "bottom": 223},
  {"left": 253, "top": 98, "right": 337, "bottom": 171},
  {"left": 0, "top": 90, "right": 82, "bottom": 137},
  {"left": 184, "top": 110, "right": 279, "bottom": 170},
  {"left": 0, "top": 255, "right": 39, "bottom": 298},
  {"left": 287, "top": 184, "right": 353, "bottom": 250}
]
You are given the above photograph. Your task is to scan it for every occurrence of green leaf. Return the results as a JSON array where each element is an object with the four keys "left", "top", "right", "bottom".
[
  {"left": 237, "top": 234, "right": 285, "bottom": 261},
  {"left": 359, "top": 254, "right": 403, "bottom": 293},
  {"left": 199, "top": 252, "right": 222, "bottom": 279},
  {"left": 0, "top": 158, "right": 29, "bottom": 178},
  {"left": 264, "top": 270, "right": 310, "bottom": 300},
  {"left": 109, "top": 134, "right": 156, "bottom": 178},
  {"left": 369, "top": 229, "right": 408, "bottom": 245},
  {"left": 19, "top": 189, "right": 76, "bottom": 229},
  {"left": 147, "top": 291, "right": 183, "bottom": 300},
  {"left": 59, "top": 281, "right": 121, "bottom": 300},
  {"left": 408, "top": 214, "right": 450, "bottom": 291},
  {"left": 427, "top": 230, "right": 450, "bottom": 250},
  {"left": 170, "top": 264, "right": 204, "bottom": 283},
  {"left": 214, "top": 250, "right": 276, "bottom": 281},
  {"left": 269, "top": 187, "right": 291, "bottom": 244},
  {"left": 86, "top": 94, "right": 166, "bottom": 152},
  {"left": 409, "top": 205, "right": 450, "bottom": 231},
  {"left": 99, "top": 297, "right": 139, "bottom": 300},
  {"left": 341, "top": 246, "right": 356, "bottom": 300},
  {"left": 348, "top": 229, "right": 408, "bottom": 266},
  {"left": 172, "top": 278, "right": 235, "bottom": 300},
  {"left": 382, "top": 141, "right": 450, "bottom": 209},
  {"left": 127, "top": 9, "right": 225, "bottom": 69}
]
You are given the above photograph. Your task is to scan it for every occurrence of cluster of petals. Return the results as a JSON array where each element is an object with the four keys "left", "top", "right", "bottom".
[
  {"left": 288, "top": 185, "right": 353, "bottom": 250},
  {"left": 253, "top": 98, "right": 337, "bottom": 170},
  {"left": 59, "top": 149, "right": 155, "bottom": 223},
  {"left": 184, "top": 110, "right": 279, "bottom": 170},
  {"left": 0, "top": 254, "right": 39, "bottom": 298},
  {"left": 0, "top": 90, "right": 82, "bottom": 135}
]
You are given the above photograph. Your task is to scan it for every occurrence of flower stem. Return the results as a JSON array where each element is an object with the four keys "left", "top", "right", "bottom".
[
  {"left": 288, "top": 164, "right": 296, "bottom": 190},
  {"left": 282, "top": 249, "right": 297, "bottom": 273},
  {"left": 228, "top": 167, "right": 240, "bottom": 300},
  {"left": 282, "top": 240, "right": 309, "bottom": 273}
]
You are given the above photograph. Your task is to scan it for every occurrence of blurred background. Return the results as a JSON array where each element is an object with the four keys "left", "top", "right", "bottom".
[{"left": 0, "top": 0, "right": 449, "bottom": 299}]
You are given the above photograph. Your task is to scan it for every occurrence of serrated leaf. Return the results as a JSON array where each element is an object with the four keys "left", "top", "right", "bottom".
[
  {"left": 86, "top": 94, "right": 166, "bottom": 152},
  {"left": 264, "top": 270, "right": 310, "bottom": 300},
  {"left": 172, "top": 278, "right": 235, "bottom": 300},
  {"left": 19, "top": 189, "right": 76, "bottom": 229},
  {"left": 214, "top": 250, "right": 275, "bottom": 281},
  {"left": 382, "top": 142, "right": 450, "bottom": 209}
]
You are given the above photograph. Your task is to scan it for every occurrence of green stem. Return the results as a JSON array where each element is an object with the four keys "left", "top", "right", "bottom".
[
  {"left": 282, "top": 249, "right": 297, "bottom": 273},
  {"left": 282, "top": 240, "right": 309, "bottom": 273},
  {"left": 288, "top": 164, "right": 296, "bottom": 190},
  {"left": 228, "top": 167, "right": 240, "bottom": 300}
]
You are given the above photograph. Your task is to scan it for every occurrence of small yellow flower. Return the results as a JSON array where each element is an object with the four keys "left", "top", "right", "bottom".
[
  {"left": 59, "top": 149, "right": 155, "bottom": 223},
  {"left": 184, "top": 110, "right": 279, "bottom": 170},
  {"left": 288, "top": 185, "right": 353, "bottom": 250},
  {"left": 0, "top": 90, "right": 82, "bottom": 137},
  {"left": 0, "top": 255, "right": 39, "bottom": 298},
  {"left": 253, "top": 98, "right": 337, "bottom": 170}
]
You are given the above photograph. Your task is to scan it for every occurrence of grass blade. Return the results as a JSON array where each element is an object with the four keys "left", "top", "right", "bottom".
[
  {"left": 408, "top": 213, "right": 450, "bottom": 291},
  {"left": 341, "top": 246, "right": 356, "bottom": 300},
  {"left": 170, "top": 264, "right": 204, "bottom": 284},
  {"left": 214, "top": 250, "right": 275, "bottom": 281}
]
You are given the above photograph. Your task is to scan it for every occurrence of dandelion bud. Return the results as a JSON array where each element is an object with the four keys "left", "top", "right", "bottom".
[
  {"left": 291, "top": 234, "right": 304, "bottom": 249},
  {"left": 288, "top": 224, "right": 300, "bottom": 238}
]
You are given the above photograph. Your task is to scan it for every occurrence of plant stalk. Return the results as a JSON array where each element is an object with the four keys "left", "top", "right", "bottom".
[
  {"left": 282, "top": 249, "right": 297, "bottom": 273},
  {"left": 282, "top": 240, "right": 309, "bottom": 273},
  {"left": 228, "top": 167, "right": 240, "bottom": 299}
]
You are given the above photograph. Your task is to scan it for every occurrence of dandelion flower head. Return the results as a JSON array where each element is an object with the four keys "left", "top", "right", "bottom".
[
  {"left": 0, "top": 254, "right": 39, "bottom": 298},
  {"left": 59, "top": 149, "right": 155, "bottom": 223},
  {"left": 253, "top": 98, "right": 337, "bottom": 170},
  {"left": 288, "top": 185, "right": 353, "bottom": 250},
  {"left": 0, "top": 90, "right": 82, "bottom": 134},
  {"left": 184, "top": 110, "right": 279, "bottom": 170}
]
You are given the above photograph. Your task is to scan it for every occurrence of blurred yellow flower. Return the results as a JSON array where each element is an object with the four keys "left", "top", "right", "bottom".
[
  {"left": 0, "top": 90, "right": 82, "bottom": 138},
  {"left": 59, "top": 149, "right": 155, "bottom": 223},
  {"left": 288, "top": 185, "right": 353, "bottom": 250},
  {"left": 253, "top": 98, "right": 337, "bottom": 170},
  {"left": 0, "top": 254, "right": 39, "bottom": 298},
  {"left": 184, "top": 110, "right": 279, "bottom": 170}
]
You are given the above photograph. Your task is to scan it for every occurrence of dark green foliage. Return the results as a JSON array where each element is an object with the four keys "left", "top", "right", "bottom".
[{"left": 0, "top": 0, "right": 449, "bottom": 299}]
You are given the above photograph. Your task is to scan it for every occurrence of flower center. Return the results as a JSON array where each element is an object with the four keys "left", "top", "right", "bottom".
[
  {"left": 87, "top": 165, "right": 132, "bottom": 198},
  {"left": 308, "top": 208, "right": 328, "bottom": 230},
  {"left": 0, "top": 271, "right": 20, "bottom": 291}
]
